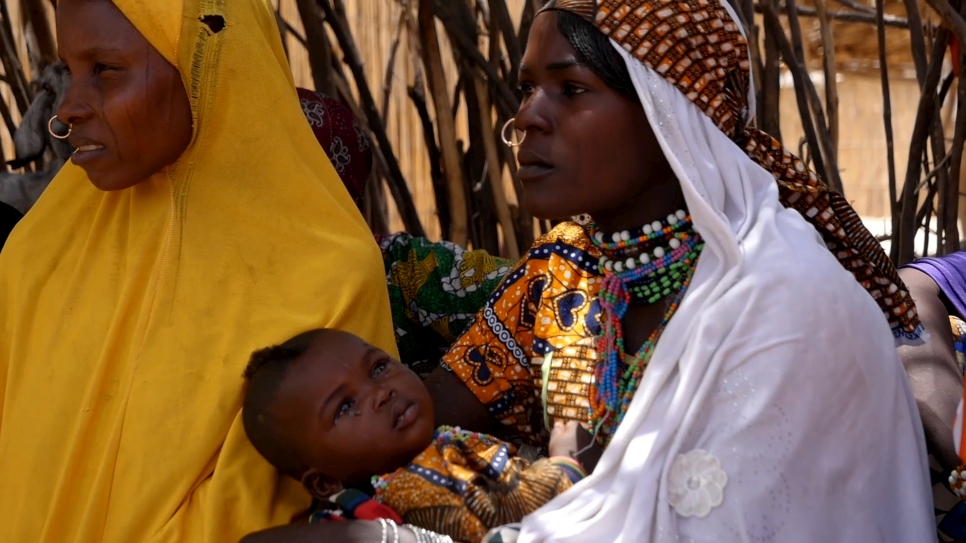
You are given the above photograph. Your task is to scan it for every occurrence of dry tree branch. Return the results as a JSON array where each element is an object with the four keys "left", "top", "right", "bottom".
[
  {"left": 917, "top": 151, "right": 952, "bottom": 193},
  {"left": 318, "top": 0, "right": 426, "bottom": 237},
  {"left": 760, "top": 9, "right": 783, "bottom": 139},
  {"left": 0, "top": 82, "right": 17, "bottom": 140},
  {"left": 754, "top": 3, "right": 909, "bottom": 27},
  {"left": 276, "top": 6, "right": 291, "bottom": 60},
  {"left": 491, "top": 0, "right": 522, "bottom": 89},
  {"left": 280, "top": 19, "right": 308, "bottom": 48},
  {"left": 902, "top": 0, "right": 930, "bottom": 85},
  {"left": 434, "top": 6, "right": 520, "bottom": 117},
  {"left": 923, "top": 0, "right": 966, "bottom": 59},
  {"left": 876, "top": 0, "right": 900, "bottom": 240},
  {"left": 380, "top": 12, "right": 406, "bottom": 125},
  {"left": 518, "top": 0, "right": 539, "bottom": 57},
  {"left": 763, "top": 1, "right": 828, "bottom": 182},
  {"left": 418, "top": 0, "right": 469, "bottom": 245},
  {"left": 408, "top": 84, "right": 451, "bottom": 239},
  {"left": 939, "top": 0, "right": 966, "bottom": 253},
  {"left": 0, "top": 0, "right": 31, "bottom": 114},
  {"left": 20, "top": 0, "right": 57, "bottom": 73},
  {"left": 784, "top": 0, "right": 844, "bottom": 193},
  {"left": 296, "top": 0, "right": 335, "bottom": 96},
  {"left": 896, "top": 29, "right": 948, "bottom": 263},
  {"left": 473, "top": 77, "right": 520, "bottom": 259},
  {"left": 832, "top": 0, "right": 876, "bottom": 13},
  {"left": 813, "top": 0, "right": 839, "bottom": 154}
]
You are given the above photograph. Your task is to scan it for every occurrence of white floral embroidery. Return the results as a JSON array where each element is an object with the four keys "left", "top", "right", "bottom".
[
  {"left": 301, "top": 99, "right": 326, "bottom": 127},
  {"left": 329, "top": 137, "right": 351, "bottom": 173},
  {"left": 667, "top": 449, "right": 727, "bottom": 518}
]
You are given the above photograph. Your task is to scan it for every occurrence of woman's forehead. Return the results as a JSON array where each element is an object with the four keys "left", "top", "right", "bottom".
[
  {"left": 57, "top": 0, "right": 182, "bottom": 68},
  {"left": 520, "top": 13, "right": 577, "bottom": 67},
  {"left": 55, "top": 0, "right": 143, "bottom": 57}
]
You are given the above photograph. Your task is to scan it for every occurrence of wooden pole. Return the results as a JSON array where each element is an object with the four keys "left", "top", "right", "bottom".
[
  {"left": 319, "top": 0, "right": 426, "bottom": 237},
  {"left": 418, "top": 0, "right": 469, "bottom": 246},
  {"left": 473, "top": 77, "right": 520, "bottom": 259}
]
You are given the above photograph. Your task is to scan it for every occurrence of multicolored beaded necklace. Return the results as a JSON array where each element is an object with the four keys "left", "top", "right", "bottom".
[{"left": 585, "top": 210, "right": 704, "bottom": 441}]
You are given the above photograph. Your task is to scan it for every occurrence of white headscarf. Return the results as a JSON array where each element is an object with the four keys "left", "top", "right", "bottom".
[{"left": 516, "top": 8, "right": 934, "bottom": 542}]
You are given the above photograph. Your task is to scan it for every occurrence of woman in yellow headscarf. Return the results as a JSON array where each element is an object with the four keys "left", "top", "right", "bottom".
[{"left": 0, "top": 0, "right": 397, "bottom": 541}]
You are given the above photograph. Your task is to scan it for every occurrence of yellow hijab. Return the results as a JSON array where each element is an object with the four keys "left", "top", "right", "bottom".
[{"left": 0, "top": 0, "right": 397, "bottom": 541}]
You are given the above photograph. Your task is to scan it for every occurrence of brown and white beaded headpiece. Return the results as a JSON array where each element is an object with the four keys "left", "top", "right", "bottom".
[{"left": 547, "top": 0, "right": 923, "bottom": 340}]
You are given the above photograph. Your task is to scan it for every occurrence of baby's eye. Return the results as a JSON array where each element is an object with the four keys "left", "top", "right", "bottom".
[
  {"left": 371, "top": 360, "right": 388, "bottom": 378},
  {"left": 335, "top": 399, "right": 355, "bottom": 420}
]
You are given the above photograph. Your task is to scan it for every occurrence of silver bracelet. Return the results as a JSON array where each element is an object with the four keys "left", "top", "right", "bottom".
[
  {"left": 378, "top": 518, "right": 389, "bottom": 543},
  {"left": 402, "top": 524, "right": 454, "bottom": 543}
]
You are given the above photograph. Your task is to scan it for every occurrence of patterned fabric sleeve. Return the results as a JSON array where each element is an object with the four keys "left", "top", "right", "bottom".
[
  {"left": 439, "top": 251, "right": 545, "bottom": 445},
  {"left": 440, "top": 225, "right": 601, "bottom": 446},
  {"left": 378, "top": 233, "right": 513, "bottom": 377}
]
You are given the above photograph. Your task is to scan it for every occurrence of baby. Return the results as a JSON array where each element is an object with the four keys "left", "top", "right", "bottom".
[{"left": 241, "top": 328, "right": 587, "bottom": 543}]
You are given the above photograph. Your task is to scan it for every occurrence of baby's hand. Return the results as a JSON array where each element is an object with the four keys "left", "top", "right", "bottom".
[{"left": 549, "top": 420, "right": 581, "bottom": 458}]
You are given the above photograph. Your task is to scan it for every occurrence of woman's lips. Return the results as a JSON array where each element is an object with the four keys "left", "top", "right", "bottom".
[
  {"left": 71, "top": 145, "right": 107, "bottom": 166},
  {"left": 516, "top": 149, "right": 554, "bottom": 181},
  {"left": 517, "top": 163, "right": 554, "bottom": 181}
]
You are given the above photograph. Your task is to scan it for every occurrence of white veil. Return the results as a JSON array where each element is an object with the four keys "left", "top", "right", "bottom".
[{"left": 516, "top": 5, "right": 934, "bottom": 541}]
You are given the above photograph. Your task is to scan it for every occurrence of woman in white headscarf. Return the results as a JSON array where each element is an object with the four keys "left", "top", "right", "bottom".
[{"left": 422, "top": 0, "right": 935, "bottom": 541}]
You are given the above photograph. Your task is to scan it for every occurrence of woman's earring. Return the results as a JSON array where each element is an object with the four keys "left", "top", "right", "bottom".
[
  {"left": 572, "top": 214, "right": 592, "bottom": 226},
  {"left": 501, "top": 118, "right": 526, "bottom": 147},
  {"left": 48, "top": 116, "right": 71, "bottom": 140}
]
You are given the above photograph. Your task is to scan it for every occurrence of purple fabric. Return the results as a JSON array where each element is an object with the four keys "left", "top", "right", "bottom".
[{"left": 903, "top": 251, "right": 966, "bottom": 319}]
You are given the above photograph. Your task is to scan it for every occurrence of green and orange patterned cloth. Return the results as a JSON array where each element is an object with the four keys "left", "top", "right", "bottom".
[{"left": 377, "top": 233, "right": 513, "bottom": 376}]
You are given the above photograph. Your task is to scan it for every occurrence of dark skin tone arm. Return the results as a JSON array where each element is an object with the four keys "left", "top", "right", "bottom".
[
  {"left": 239, "top": 521, "right": 428, "bottom": 543},
  {"left": 897, "top": 267, "right": 963, "bottom": 472}
]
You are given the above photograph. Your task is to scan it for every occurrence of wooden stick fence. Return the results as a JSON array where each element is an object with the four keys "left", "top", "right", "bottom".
[{"left": 1, "top": 0, "right": 964, "bottom": 262}]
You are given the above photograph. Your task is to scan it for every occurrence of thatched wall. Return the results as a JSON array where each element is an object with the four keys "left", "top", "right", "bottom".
[
  {"left": 0, "top": 0, "right": 945, "bottom": 247},
  {"left": 276, "top": 0, "right": 926, "bottom": 237}
]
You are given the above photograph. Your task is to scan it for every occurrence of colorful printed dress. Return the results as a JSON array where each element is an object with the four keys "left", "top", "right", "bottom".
[
  {"left": 308, "top": 427, "right": 575, "bottom": 543},
  {"left": 377, "top": 233, "right": 513, "bottom": 377},
  {"left": 441, "top": 223, "right": 611, "bottom": 446},
  {"left": 374, "top": 427, "right": 574, "bottom": 543}
]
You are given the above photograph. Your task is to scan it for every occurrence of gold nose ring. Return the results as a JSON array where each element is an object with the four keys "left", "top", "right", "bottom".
[
  {"left": 501, "top": 118, "right": 526, "bottom": 147},
  {"left": 48, "top": 116, "right": 72, "bottom": 140}
]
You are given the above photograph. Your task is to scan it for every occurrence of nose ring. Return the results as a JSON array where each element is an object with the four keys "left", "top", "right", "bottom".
[
  {"left": 48, "top": 116, "right": 71, "bottom": 140},
  {"left": 501, "top": 118, "right": 526, "bottom": 147}
]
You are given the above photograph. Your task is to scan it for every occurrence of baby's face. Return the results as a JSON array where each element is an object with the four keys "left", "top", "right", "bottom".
[{"left": 271, "top": 330, "right": 435, "bottom": 483}]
